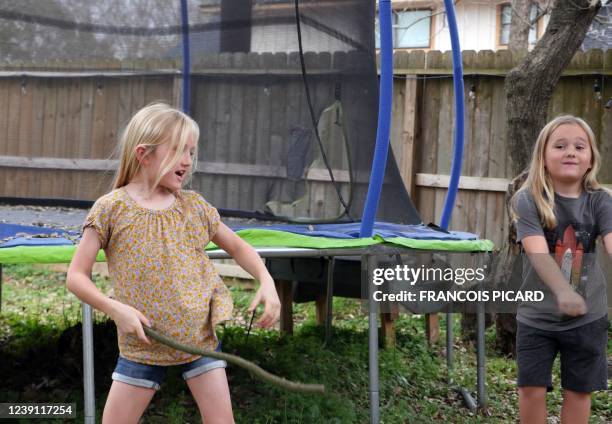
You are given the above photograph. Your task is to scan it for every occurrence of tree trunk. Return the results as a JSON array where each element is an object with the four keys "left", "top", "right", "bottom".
[
  {"left": 493, "top": 171, "right": 527, "bottom": 356},
  {"left": 509, "top": 0, "right": 532, "bottom": 52},
  {"left": 505, "top": 0, "right": 601, "bottom": 175},
  {"left": 496, "top": 0, "right": 601, "bottom": 355}
]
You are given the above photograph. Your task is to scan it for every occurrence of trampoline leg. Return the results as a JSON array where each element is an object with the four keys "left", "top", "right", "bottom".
[
  {"left": 82, "top": 302, "right": 95, "bottom": 424},
  {"left": 476, "top": 308, "right": 487, "bottom": 409},
  {"left": 365, "top": 254, "right": 380, "bottom": 424},
  {"left": 446, "top": 311, "right": 453, "bottom": 384},
  {"left": 324, "top": 257, "right": 335, "bottom": 345}
]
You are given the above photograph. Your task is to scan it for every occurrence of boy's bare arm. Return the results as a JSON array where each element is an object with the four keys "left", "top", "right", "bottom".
[
  {"left": 521, "top": 234, "right": 586, "bottom": 316},
  {"left": 603, "top": 232, "right": 612, "bottom": 257}
]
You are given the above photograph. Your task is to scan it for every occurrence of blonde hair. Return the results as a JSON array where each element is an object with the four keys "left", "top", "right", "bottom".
[
  {"left": 511, "top": 115, "right": 607, "bottom": 229},
  {"left": 112, "top": 102, "right": 199, "bottom": 192}
]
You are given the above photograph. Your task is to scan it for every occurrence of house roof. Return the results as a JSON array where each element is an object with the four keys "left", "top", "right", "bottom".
[{"left": 581, "top": 3, "right": 611, "bottom": 50}]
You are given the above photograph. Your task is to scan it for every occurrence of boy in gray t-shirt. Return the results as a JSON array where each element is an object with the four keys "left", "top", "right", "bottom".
[
  {"left": 514, "top": 188, "right": 611, "bottom": 398},
  {"left": 515, "top": 189, "right": 612, "bottom": 330},
  {"left": 512, "top": 116, "right": 611, "bottom": 423}
]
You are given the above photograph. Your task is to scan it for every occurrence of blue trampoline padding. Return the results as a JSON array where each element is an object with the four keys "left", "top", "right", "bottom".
[
  {"left": 0, "top": 223, "right": 70, "bottom": 238},
  {"left": 1, "top": 237, "right": 75, "bottom": 248},
  {"left": 0, "top": 221, "right": 494, "bottom": 264},
  {"left": 0, "top": 223, "right": 76, "bottom": 248},
  {"left": 230, "top": 221, "right": 477, "bottom": 241}
]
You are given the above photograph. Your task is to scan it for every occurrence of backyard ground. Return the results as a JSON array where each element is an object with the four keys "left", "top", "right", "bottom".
[{"left": 0, "top": 263, "right": 610, "bottom": 423}]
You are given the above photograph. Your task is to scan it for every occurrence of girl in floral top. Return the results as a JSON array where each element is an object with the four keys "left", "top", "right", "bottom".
[{"left": 67, "top": 102, "right": 280, "bottom": 423}]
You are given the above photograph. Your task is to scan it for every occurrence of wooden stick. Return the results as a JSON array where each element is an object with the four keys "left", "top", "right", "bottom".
[{"left": 143, "top": 326, "right": 325, "bottom": 394}]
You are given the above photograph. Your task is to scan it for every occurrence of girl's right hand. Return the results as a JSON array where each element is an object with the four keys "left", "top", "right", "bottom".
[
  {"left": 556, "top": 288, "right": 587, "bottom": 316},
  {"left": 109, "top": 300, "right": 152, "bottom": 344}
]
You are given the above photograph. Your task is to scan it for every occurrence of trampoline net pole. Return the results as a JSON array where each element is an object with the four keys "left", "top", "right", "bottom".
[
  {"left": 477, "top": 305, "right": 487, "bottom": 408},
  {"left": 446, "top": 312, "right": 453, "bottom": 384},
  {"left": 365, "top": 254, "right": 380, "bottom": 424},
  {"left": 82, "top": 303, "right": 95, "bottom": 424}
]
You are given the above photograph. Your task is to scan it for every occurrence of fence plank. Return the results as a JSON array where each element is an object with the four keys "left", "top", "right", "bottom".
[
  {"left": 39, "top": 81, "right": 57, "bottom": 196},
  {"left": 103, "top": 80, "right": 120, "bottom": 160},
  {"left": 486, "top": 78, "right": 507, "bottom": 247},
  {"left": 212, "top": 53, "right": 233, "bottom": 207},
  {"left": 28, "top": 80, "right": 45, "bottom": 197},
  {"left": 90, "top": 79, "right": 107, "bottom": 160},
  {"left": 470, "top": 74, "right": 492, "bottom": 238},
  {"left": 191, "top": 55, "right": 218, "bottom": 199},
  {"left": 600, "top": 77, "right": 612, "bottom": 183},
  {"left": 6, "top": 80, "right": 21, "bottom": 157},
  {"left": 240, "top": 53, "right": 261, "bottom": 212},
  {"left": 435, "top": 78, "right": 454, "bottom": 227},
  {"left": 227, "top": 53, "right": 246, "bottom": 210},
  {"left": 267, "top": 53, "right": 289, "bottom": 215},
  {"left": 17, "top": 77, "right": 34, "bottom": 196},
  {"left": 0, "top": 81, "right": 8, "bottom": 157},
  {"left": 54, "top": 81, "right": 69, "bottom": 197},
  {"left": 401, "top": 77, "right": 418, "bottom": 198},
  {"left": 416, "top": 73, "right": 440, "bottom": 224},
  {"left": 253, "top": 54, "right": 274, "bottom": 214},
  {"left": 65, "top": 79, "right": 82, "bottom": 197}
]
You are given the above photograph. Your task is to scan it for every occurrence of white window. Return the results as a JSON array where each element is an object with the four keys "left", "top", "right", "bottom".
[
  {"left": 499, "top": 3, "right": 540, "bottom": 46},
  {"left": 376, "top": 9, "right": 431, "bottom": 49}
]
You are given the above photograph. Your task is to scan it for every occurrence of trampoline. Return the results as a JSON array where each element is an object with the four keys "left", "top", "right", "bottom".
[
  {"left": 0, "top": 219, "right": 493, "bottom": 422},
  {"left": 0, "top": 0, "right": 494, "bottom": 423}
]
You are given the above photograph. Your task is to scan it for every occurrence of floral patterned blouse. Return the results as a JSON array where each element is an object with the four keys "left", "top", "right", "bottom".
[{"left": 83, "top": 187, "right": 233, "bottom": 365}]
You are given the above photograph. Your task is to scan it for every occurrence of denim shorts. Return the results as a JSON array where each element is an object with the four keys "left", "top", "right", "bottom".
[
  {"left": 516, "top": 316, "right": 609, "bottom": 393},
  {"left": 112, "top": 343, "right": 226, "bottom": 391}
]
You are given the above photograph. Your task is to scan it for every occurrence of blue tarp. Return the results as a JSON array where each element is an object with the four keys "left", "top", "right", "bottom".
[
  {"left": 0, "top": 221, "right": 477, "bottom": 249},
  {"left": 0, "top": 223, "right": 75, "bottom": 248},
  {"left": 231, "top": 222, "right": 475, "bottom": 240}
]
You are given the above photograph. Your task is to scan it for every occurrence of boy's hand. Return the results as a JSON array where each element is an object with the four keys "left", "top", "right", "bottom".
[
  {"left": 109, "top": 300, "right": 152, "bottom": 344},
  {"left": 248, "top": 277, "right": 281, "bottom": 328},
  {"left": 556, "top": 288, "right": 587, "bottom": 317}
]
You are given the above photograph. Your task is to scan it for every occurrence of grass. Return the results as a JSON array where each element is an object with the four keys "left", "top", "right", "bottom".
[{"left": 0, "top": 263, "right": 610, "bottom": 423}]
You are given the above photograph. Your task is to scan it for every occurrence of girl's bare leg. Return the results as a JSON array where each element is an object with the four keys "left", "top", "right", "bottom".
[
  {"left": 102, "top": 381, "right": 155, "bottom": 424},
  {"left": 186, "top": 367, "right": 234, "bottom": 423}
]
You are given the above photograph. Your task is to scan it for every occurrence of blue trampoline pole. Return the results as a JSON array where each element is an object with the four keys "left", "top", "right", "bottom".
[
  {"left": 439, "top": 0, "right": 465, "bottom": 231},
  {"left": 360, "top": 0, "right": 393, "bottom": 239},
  {"left": 180, "top": 0, "right": 191, "bottom": 113}
]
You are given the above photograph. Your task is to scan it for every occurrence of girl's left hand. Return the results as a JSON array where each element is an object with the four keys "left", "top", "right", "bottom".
[{"left": 248, "top": 277, "right": 281, "bottom": 328}]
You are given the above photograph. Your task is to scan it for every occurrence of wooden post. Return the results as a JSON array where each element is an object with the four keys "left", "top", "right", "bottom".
[
  {"left": 426, "top": 314, "right": 440, "bottom": 345},
  {"left": 380, "top": 303, "right": 399, "bottom": 349},
  {"left": 275, "top": 279, "right": 293, "bottom": 335},
  {"left": 315, "top": 293, "right": 327, "bottom": 325}
]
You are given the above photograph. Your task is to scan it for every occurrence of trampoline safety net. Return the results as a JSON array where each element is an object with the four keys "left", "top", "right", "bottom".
[{"left": 0, "top": 0, "right": 422, "bottom": 225}]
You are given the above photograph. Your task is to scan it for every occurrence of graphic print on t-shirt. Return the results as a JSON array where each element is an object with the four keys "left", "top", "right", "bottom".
[{"left": 553, "top": 224, "right": 586, "bottom": 298}]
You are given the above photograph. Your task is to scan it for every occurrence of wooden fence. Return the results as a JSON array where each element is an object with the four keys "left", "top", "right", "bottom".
[
  {"left": 389, "top": 49, "right": 611, "bottom": 248},
  {"left": 0, "top": 52, "right": 365, "bottom": 220},
  {"left": 0, "top": 49, "right": 610, "bottom": 248}
]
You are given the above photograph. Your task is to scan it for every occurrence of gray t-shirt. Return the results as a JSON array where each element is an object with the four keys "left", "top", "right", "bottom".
[{"left": 515, "top": 189, "right": 612, "bottom": 330}]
